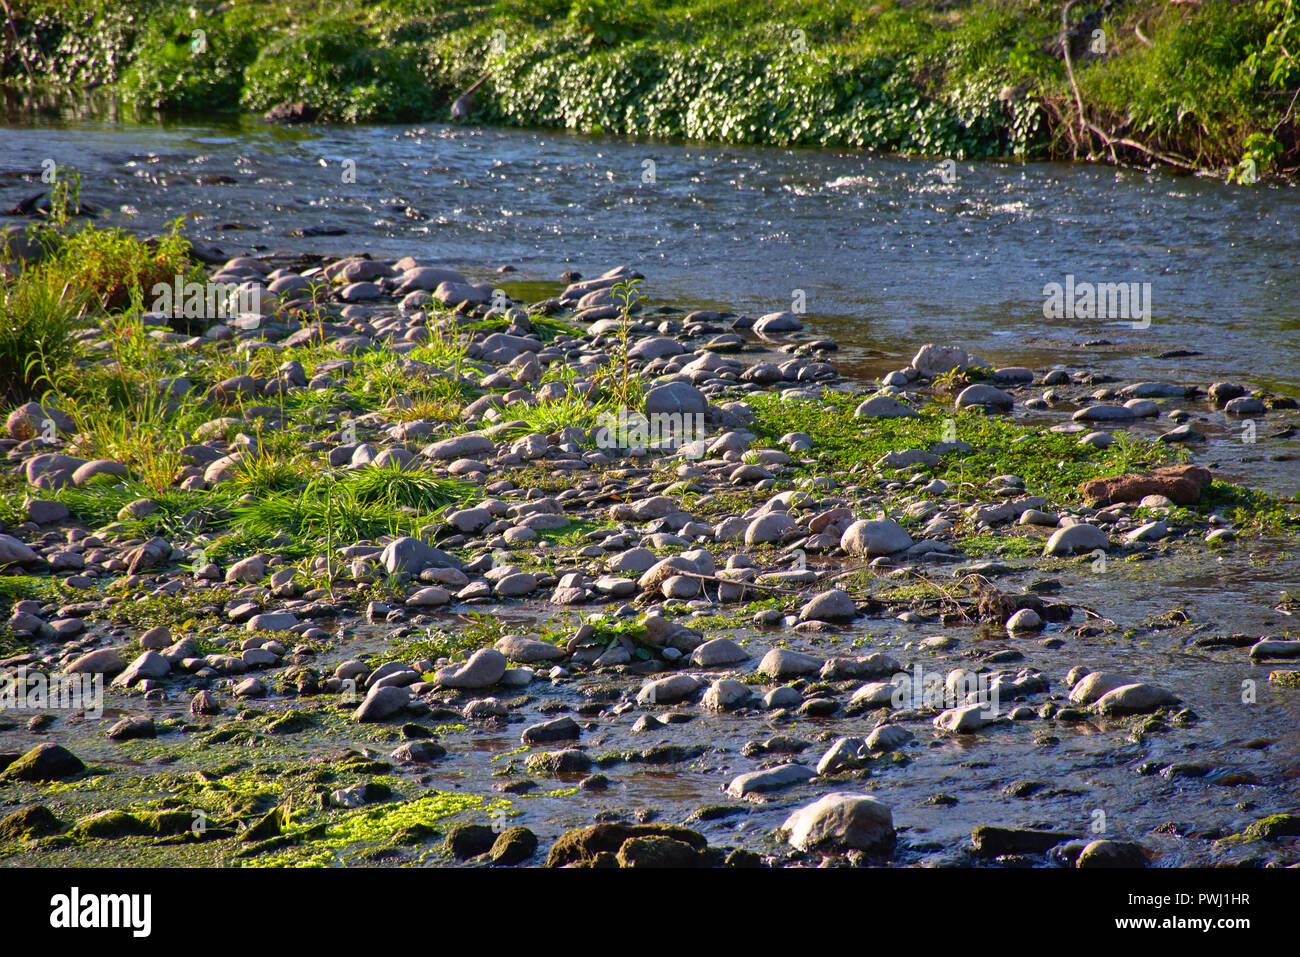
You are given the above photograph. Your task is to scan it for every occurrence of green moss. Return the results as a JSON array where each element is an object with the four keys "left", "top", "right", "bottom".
[
  {"left": 1221, "top": 813, "right": 1300, "bottom": 844},
  {"left": 958, "top": 533, "right": 1044, "bottom": 558},
  {"left": 242, "top": 792, "right": 512, "bottom": 867}
]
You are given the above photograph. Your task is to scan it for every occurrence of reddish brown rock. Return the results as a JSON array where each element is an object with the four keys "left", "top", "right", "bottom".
[{"left": 1080, "top": 466, "right": 1213, "bottom": 507}]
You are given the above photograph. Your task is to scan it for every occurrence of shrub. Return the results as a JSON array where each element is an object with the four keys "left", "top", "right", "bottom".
[
  {"left": 239, "top": 20, "right": 435, "bottom": 121},
  {"left": 118, "top": 7, "right": 259, "bottom": 112}
]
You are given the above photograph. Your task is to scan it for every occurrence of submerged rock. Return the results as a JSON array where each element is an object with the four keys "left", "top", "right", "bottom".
[
  {"left": 725, "top": 763, "right": 815, "bottom": 798},
  {"left": 972, "top": 825, "right": 1077, "bottom": 857},
  {"left": 1076, "top": 839, "right": 1149, "bottom": 868},
  {"left": 545, "top": 823, "right": 708, "bottom": 867}
]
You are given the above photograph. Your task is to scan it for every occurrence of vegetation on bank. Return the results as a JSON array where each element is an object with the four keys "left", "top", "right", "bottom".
[{"left": 1, "top": 0, "right": 1297, "bottom": 176}]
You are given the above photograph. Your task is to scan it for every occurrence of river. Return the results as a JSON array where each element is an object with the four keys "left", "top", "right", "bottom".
[{"left": 1, "top": 113, "right": 1297, "bottom": 866}]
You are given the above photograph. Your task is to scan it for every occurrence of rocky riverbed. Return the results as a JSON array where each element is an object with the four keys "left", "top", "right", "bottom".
[{"left": 1, "top": 251, "right": 1298, "bottom": 868}]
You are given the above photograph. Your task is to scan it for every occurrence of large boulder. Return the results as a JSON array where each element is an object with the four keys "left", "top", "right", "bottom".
[
  {"left": 643, "top": 382, "right": 707, "bottom": 416},
  {"left": 781, "top": 792, "right": 895, "bottom": 854},
  {"left": 911, "top": 344, "right": 972, "bottom": 377},
  {"left": 840, "top": 518, "right": 912, "bottom": 556},
  {"left": 0, "top": 534, "right": 41, "bottom": 568},
  {"left": 1093, "top": 682, "right": 1179, "bottom": 716},
  {"left": 725, "top": 763, "right": 815, "bottom": 798},
  {"left": 799, "top": 589, "right": 857, "bottom": 623},
  {"left": 381, "top": 536, "right": 458, "bottom": 576},
  {"left": 753, "top": 311, "right": 804, "bottom": 336},
  {"left": 353, "top": 685, "right": 410, "bottom": 722},
  {"left": 422, "top": 433, "right": 495, "bottom": 461},
  {"left": 1043, "top": 523, "right": 1108, "bottom": 555},
  {"left": 545, "top": 823, "right": 707, "bottom": 867},
  {"left": 1076, "top": 839, "right": 1149, "bottom": 868},
  {"left": 955, "top": 384, "right": 1013, "bottom": 413},
  {"left": 0, "top": 744, "right": 84, "bottom": 781},
  {"left": 6, "top": 401, "right": 73, "bottom": 440},
  {"left": 433, "top": 648, "right": 507, "bottom": 689},
  {"left": 635, "top": 674, "right": 702, "bottom": 706},
  {"left": 854, "top": 395, "right": 915, "bottom": 419},
  {"left": 1068, "top": 671, "right": 1135, "bottom": 705},
  {"left": 1079, "top": 466, "right": 1213, "bottom": 507}
]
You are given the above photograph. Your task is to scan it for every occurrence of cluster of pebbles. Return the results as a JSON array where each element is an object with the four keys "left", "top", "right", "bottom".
[{"left": 1, "top": 251, "right": 1298, "bottom": 867}]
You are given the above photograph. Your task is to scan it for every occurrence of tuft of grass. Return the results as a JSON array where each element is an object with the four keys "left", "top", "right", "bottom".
[
  {"left": 224, "top": 467, "right": 474, "bottom": 549},
  {"left": 341, "top": 465, "right": 473, "bottom": 511},
  {"left": 496, "top": 395, "right": 605, "bottom": 438},
  {"left": 0, "top": 263, "right": 86, "bottom": 405},
  {"left": 466, "top": 312, "right": 583, "bottom": 342},
  {"left": 50, "top": 479, "right": 218, "bottom": 539}
]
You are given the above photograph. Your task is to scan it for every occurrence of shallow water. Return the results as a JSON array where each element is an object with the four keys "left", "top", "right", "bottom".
[
  {"left": 1, "top": 115, "right": 1297, "bottom": 865},
  {"left": 2, "top": 116, "right": 1298, "bottom": 393}
]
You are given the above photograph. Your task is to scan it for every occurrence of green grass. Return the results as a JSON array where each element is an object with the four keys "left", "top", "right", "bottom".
[
  {"left": 466, "top": 312, "right": 584, "bottom": 342},
  {"left": 0, "top": 573, "right": 71, "bottom": 606},
  {"left": 741, "top": 389, "right": 1300, "bottom": 536},
  {"left": 223, "top": 468, "right": 474, "bottom": 554},
  {"left": 37, "top": 465, "right": 477, "bottom": 562},
  {"left": 744, "top": 389, "right": 1183, "bottom": 504},
  {"left": 495, "top": 395, "right": 608, "bottom": 438},
  {"left": 49, "top": 479, "right": 218, "bottom": 538},
  {"left": 372, "top": 611, "right": 513, "bottom": 666}
]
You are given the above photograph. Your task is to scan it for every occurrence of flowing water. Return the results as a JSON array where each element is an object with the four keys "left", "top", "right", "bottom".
[{"left": 1, "top": 112, "right": 1297, "bottom": 864}]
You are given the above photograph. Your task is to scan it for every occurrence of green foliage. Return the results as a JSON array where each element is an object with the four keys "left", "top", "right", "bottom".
[
  {"left": 3, "top": 1, "right": 1296, "bottom": 170},
  {"left": 118, "top": 7, "right": 259, "bottom": 112},
  {"left": 2, "top": 179, "right": 193, "bottom": 407},
  {"left": 567, "top": 0, "right": 657, "bottom": 48},
  {"left": 1075, "top": 0, "right": 1278, "bottom": 168},
  {"left": 375, "top": 611, "right": 511, "bottom": 665},
  {"left": 43, "top": 214, "right": 197, "bottom": 313},
  {"left": 1247, "top": 0, "right": 1300, "bottom": 90},
  {"left": 239, "top": 19, "right": 435, "bottom": 121}
]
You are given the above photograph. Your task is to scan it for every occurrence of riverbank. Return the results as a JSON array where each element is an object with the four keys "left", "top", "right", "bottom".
[
  {"left": 2, "top": 0, "right": 1297, "bottom": 179},
  {"left": 1, "top": 215, "right": 1298, "bottom": 867}
]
